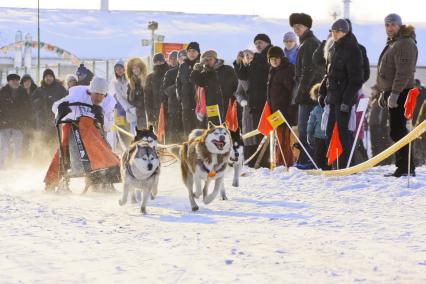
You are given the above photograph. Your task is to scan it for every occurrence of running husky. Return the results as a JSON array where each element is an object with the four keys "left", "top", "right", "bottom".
[
  {"left": 180, "top": 122, "right": 231, "bottom": 211},
  {"left": 119, "top": 141, "right": 160, "bottom": 214},
  {"left": 228, "top": 128, "right": 244, "bottom": 187}
]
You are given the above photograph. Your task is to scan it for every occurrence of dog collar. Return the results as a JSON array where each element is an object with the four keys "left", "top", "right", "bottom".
[{"left": 200, "top": 161, "right": 227, "bottom": 177}]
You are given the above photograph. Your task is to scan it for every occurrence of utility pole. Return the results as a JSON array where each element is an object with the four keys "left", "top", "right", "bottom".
[
  {"left": 37, "top": 0, "right": 40, "bottom": 83},
  {"left": 148, "top": 21, "right": 158, "bottom": 62}
]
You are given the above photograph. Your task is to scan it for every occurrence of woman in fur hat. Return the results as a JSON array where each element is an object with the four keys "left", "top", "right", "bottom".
[
  {"left": 267, "top": 46, "right": 296, "bottom": 167},
  {"left": 125, "top": 57, "right": 148, "bottom": 129}
]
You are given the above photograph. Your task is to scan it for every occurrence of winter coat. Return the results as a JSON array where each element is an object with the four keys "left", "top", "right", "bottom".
[
  {"left": 162, "top": 66, "right": 180, "bottom": 114},
  {"left": 319, "top": 32, "right": 364, "bottom": 107},
  {"left": 376, "top": 25, "right": 418, "bottom": 94},
  {"left": 109, "top": 75, "right": 136, "bottom": 124},
  {"left": 307, "top": 105, "right": 327, "bottom": 139},
  {"left": 266, "top": 58, "right": 297, "bottom": 124},
  {"left": 190, "top": 59, "right": 238, "bottom": 119},
  {"left": 233, "top": 45, "right": 271, "bottom": 115},
  {"left": 176, "top": 58, "right": 199, "bottom": 111},
  {"left": 0, "top": 85, "right": 31, "bottom": 130},
  {"left": 31, "top": 80, "right": 67, "bottom": 134},
  {"left": 295, "top": 30, "right": 323, "bottom": 105},
  {"left": 145, "top": 63, "right": 169, "bottom": 123},
  {"left": 52, "top": 85, "right": 116, "bottom": 132},
  {"left": 284, "top": 45, "right": 299, "bottom": 65}
]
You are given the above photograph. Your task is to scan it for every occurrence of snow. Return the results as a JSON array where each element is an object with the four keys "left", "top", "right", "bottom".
[
  {"left": 1, "top": 163, "right": 426, "bottom": 283},
  {"left": 0, "top": 8, "right": 425, "bottom": 65}
]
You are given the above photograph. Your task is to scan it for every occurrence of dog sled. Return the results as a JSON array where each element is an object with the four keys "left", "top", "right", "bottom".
[{"left": 44, "top": 102, "right": 121, "bottom": 193}]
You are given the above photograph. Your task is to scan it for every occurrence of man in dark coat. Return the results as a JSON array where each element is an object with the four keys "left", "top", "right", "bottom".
[
  {"left": 176, "top": 42, "right": 200, "bottom": 137},
  {"left": 145, "top": 53, "right": 170, "bottom": 126},
  {"left": 163, "top": 50, "right": 186, "bottom": 143},
  {"left": 290, "top": 13, "right": 324, "bottom": 169},
  {"left": 31, "top": 69, "right": 67, "bottom": 146},
  {"left": 191, "top": 50, "right": 238, "bottom": 126},
  {"left": 319, "top": 19, "right": 364, "bottom": 169},
  {"left": 376, "top": 14, "right": 418, "bottom": 177},
  {"left": 0, "top": 74, "right": 31, "bottom": 168}
]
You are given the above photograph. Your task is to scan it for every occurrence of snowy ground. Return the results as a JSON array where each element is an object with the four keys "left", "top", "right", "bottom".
[{"left": 1, "top": 163, "right": 426, "bottom": 283}]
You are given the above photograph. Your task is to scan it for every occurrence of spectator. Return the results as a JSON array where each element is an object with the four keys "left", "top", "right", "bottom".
[{"left": 126, "top": 57, "right": 148, "bottom": 129}]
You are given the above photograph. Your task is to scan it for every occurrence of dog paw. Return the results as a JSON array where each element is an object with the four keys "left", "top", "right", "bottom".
[
  {"left": 141, "top": 207, "right": 147, "bottom": 214},
  {"left": 221, "top": 195, "right": 228, "bottom": 201},
  {"left": 118, "top": 199, "right": 126, "bottom": 206},
  {"left": 232, "top": 182, "right": 239, "bottom": 187},
  {"left": 150, "top": 194, "right": 156, "bottom": 200},
  {"left": 192, "top": 205, "right": 199, "bottom": 212}
]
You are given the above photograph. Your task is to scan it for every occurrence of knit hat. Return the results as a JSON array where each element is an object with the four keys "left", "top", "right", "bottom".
[
  {"left": 289, "top": 13, "right": 313, "bottom": 29},
  {"left": 186, "top": 42, "right": 200, "bottom": 53},
  {"left": 178, "top": 49, "right": 187, "bottom": 58},
  {"left": 153, "top": 53, "right": 165, "bottom": 63},
  {"left": 114, "top": 59, "right": 125, "bottom": 68},
  {"left": 7, "top": 73, "right": 20, "bottom": 81},
  {"left": 253, "top": 33, "right": 271, "bottom": 44},
  {"left": 76, "top": 64, "right": 88, "bottom": 77},
  {"left": 385, "top": 13, "right": 402, "bottom": 26},
  {"left": 43, "top": 68, "right": 55, "bottom": 79},
  {"left": 64, "top": 74, "right": 78, "bottom": 83},
  {"left": 88, "top": 76, "right": 108, "bottom": 95},
  {"left": 331, "top": 19, "right": 350, "bottom": 33},
  {"left": 283, "top": 31, "right": 297, "bottom": 42},
  {"left": 201, "top": 50, "right": 218, "bottom": 61},
  {"left": 168, "top": 50, "right": 178, "bottom": 60},
  {"left": 267, "top": 46, "right": 285, "bottom": 60}
]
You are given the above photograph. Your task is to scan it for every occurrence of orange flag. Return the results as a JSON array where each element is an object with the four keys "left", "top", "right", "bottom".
[
  {"left": 326, "top": 122, "right": 343, "bottom": 166},
  {"left": 225, "top": 99, "right": 238, "bottom": 131},
  {"left": 157, "top": 103, "right": 165, "bottom": 143},
  {"left": 257, "top": 101, "right": 273, "bottom": 136},
  {"left": 404, "top": 88, "right": 420, "bottom": 120}
]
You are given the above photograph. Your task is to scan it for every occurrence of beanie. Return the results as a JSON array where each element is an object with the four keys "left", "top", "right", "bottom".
[
  {"left": 168, "top": 50, "right": 178, "bottom": 60},
  {"left": 384, "top": 13, "right": 402, "bottom": 26},
  {"left": 253, "top": 33, "right": 271, "bottom": 44},
  {"left": 43, "top": 68, "right": 55, "bottom": 79},
  {"left": 153, "top": 53, "right": 165, "bottom": 63},
  {"left": 283, "top": 31, "right": 298, "bottom": 42},
  {"left": 331, "top": 19, "right": 350, "bottom": 33},
  {"left": 186, "top": 42, "right": 200, "bottom": 53},
  {"left": 88, "top": 76, "right": 108, "bottom": 95},
  {"left": 267, "top": 46, "right": 285, "bottom": 60}
]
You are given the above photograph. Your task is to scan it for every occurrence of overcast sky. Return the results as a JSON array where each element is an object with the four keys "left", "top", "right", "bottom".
[{"left": 0, "top": 0, "right": 424, "bottom": 23}]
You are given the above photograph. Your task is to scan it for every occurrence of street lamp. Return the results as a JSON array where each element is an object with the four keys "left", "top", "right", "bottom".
[
  {"left": 147, "top": 21, "right": 158, "bottom": 61},
  {"left": 37, "top": 0, "right": 40, "bottom": 83}
]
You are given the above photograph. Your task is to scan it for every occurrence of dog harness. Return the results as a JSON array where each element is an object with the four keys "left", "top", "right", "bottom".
[{"left": 199, "top": 161, "right": 227, "bottom": 178}]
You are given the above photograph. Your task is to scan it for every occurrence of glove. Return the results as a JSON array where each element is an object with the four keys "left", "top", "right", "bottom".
[
  {"left": 340, "top": 103, "right": 350, "bottom": 113},
  {"left": 57, "top": 101, "right": 71, "bottom": 119},
  {"left": 91, "top": 105, "right": 104, "bottom": 125},
  {"left": 193, "top": 63, "right": 203, "bottom": 72},
  {"left": 318, "top": 96, "right": 325, "bottom": 108},
  {"left": 378, "top": 92, "right": 387, "bottom": 109},
  {"left": 240, "top": 100, "right": 248, "bottom": 107},
  {"left": 387, "top": 92, "right": 399, "bottom": 108}
]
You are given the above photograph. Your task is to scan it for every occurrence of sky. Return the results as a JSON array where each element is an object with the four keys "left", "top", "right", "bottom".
[{"left": 0, "top": 0, "right": 424, "bottom": 23}]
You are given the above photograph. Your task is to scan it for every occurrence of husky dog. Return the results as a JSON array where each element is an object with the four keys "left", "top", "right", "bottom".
[
  {"left": 228, "top": 128, "right": 244, "bottom": 187},
  {"left": 119, "top": 141, "right": 160, "bottom": 214},
  {"left": 180, "top": 122, "right": 231, "bottom": 211},
  {"left": 134, "top": 125, "right": 158, "bottom": 149}
]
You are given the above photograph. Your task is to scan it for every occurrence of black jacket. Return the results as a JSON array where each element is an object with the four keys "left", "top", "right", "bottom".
[
  {"left": 320, "top": 32, "right": 364, "bottom": 107},
  {"left": 191, "top": 59, "right": 238, "bottom": 119},
  {"left": 0, "top": 85, "right": 31, "bottom": 130},
  {"left": 176, "top": 58, "right": 199, "bottom": 111},
  {"left": 31, "top": 81, "right": 67, "bottom": 134},
  {"left": 162, "top": 66, "right": 181, "bottom": 114},
  {"left": 295, "top": 30, "right": 323, "bottom": 105},
  {"left": 145, "top": 63, "right": 169, "bottom": 123},
  {"left": 234, "top": 45, "right": 271, "bottom": 115}
]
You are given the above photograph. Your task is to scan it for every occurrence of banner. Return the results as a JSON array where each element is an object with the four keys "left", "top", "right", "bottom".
[
  {"left": 155, "top": 43, "right": 188, "bottom": 59},
  {"left": 267, "top": 111, "right": 285, "bottom": 129},
  {"left": 206, "top": 104, "right": 220, "bottom": 118}
]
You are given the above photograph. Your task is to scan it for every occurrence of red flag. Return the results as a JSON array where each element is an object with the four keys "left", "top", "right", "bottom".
[
  {"left": 326, "top": 123, "right": 343, "bottom": 166},
  {"left": 404, "top": 88, "right": 420, "bottom": 120},
  {"left": 157, "top": 103, "right": 165, "bottom": 143},
  {"left": 257, "top": 101, "right": 273, "bottom": 136},
  {"left": 225, "top": 99, "right": 238, "bottom": 131}
]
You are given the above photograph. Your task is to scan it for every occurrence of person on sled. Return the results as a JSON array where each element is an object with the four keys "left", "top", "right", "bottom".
[{"left": 44, "top": 76, "right": 121, "bottom": 192}]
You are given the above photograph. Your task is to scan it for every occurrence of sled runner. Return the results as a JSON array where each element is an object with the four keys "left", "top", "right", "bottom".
[{"left": 44, "top": 102, "right": 121, "bottom": 193}]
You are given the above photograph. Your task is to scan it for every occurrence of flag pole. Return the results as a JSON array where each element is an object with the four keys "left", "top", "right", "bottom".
[
  {"left": 336, "top": 147, "right": 339, "bottom": 170},
  {"left": 347, "top": 108, "right": 367, "bottom": 168},
  {"left": 269, "top": 131, "right": 275, "bottom": 170},
  {"left": 274, "top": 129, "right": 289, "bottom": 172},
  {"left": 407, "top": 120, "right": 412, "bottom": 188},
  {"left": 283, "top": 119, "right": 319, "bottom": 170},
  {"left": 218, "top": 105, "right": 222, "bottom": 125}
]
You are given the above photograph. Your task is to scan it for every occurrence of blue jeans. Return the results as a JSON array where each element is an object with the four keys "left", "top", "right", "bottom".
[
  {"left": 297, "top": 104, "right": 314, "bottom": 164},
  {"left": 0, "top": 128, "right": 23, "bottom": 169}
]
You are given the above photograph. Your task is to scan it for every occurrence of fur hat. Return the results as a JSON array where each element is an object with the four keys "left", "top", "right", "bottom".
[
  {"left": 289, "top": 13, "right": 313, "bottom": 29},
  {"left": 153, "top": 53, "right": 165, "bottom": 63},
  {"left": 43, "top": 68, "right": 55, "bottom": 79},
  {"left": 7, "top": 73, "right": 20, "bottom": 81},
  {"left": 253, "top": 33, "right": 271, "bottom": 44},
  {"left": 267, "top": 46, "right": 285, "bottom": 60},
  {"left": 186, "top": 41, "right": 200, "bottom": 53},
  {"left": 88, "top": 76, "right": 108, "bottom": 95},
  {"left": 201, "top": 50, "right": 218, "bottom": 61}
]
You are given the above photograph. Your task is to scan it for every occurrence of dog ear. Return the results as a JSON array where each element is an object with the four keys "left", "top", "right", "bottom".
[
  {"left": 222, "top": 121, "right": 228, "bottom": 129},
  {"left": 135, "top": 127, "right": 142, "bottom": 135},
  {"left": 208, "top": 121, "right": 215, "bottom": 129}
]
